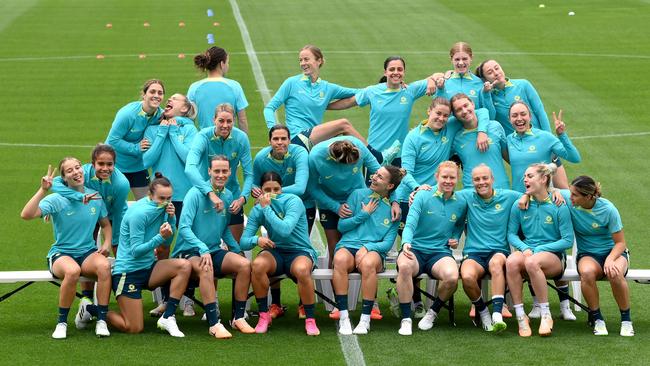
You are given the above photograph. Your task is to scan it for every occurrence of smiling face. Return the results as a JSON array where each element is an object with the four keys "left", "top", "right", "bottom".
[
  {"left": 299, "top": 49, "right": 322, "bottom": 79},
  {"left": 214, "top": 110, "right": 234, "bottom": 138},
  {"left": 384, "top": 59, "right": 405, "bottom": 88},
  {"left": 93, "top": 152, "right": 114, "bottom": 180},
  {"left": 509, "top": 103, "right": 532, "bottom": 133},
  {"left": 142, "top": 83, "right": 164, "bottom": 112},
  {"left": 436, "top": 166, "right": 458, "bottom": 195},
  {"left": 523, "top": 167, "right": 546, "bottom": 195},
  {"left": 261, "top": 180, "right": 282, "bottom": 195},
  {"left": 480, "top": 60, "right": 506, "bottom": 85},
  {"left": 451, "top": 51, "right": 472, "bottom": 74},
  {"left": 209, "top": 159, "right": 231, "bottom": 190},
  {"left": 60, "top": 159, "right": 84, "bottom": 188},
  {"left": 451, "top": 96, "right": 476, "bottom": 124},
  {"left": 471, "top": 165, "right": 494, "bottom": 198},
  {"left": 270, "top": 128, "right": 290, "bottom": 157},
  {"left": 427, "top": 103, "right": 451, "bottom": 130},
  {"left": 163, "top": 94, "right": 189, "bottom": 118},
  {"left": 369, "top": 167, "right": 394, "bottom": 195}
]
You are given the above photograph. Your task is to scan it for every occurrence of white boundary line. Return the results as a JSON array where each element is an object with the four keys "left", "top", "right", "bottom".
[
  {"left": 571, "top": 131, "right": 650, "bottom": 140},
  {"left": 338, "top": 334, "right": 367, "bottom": 366}
]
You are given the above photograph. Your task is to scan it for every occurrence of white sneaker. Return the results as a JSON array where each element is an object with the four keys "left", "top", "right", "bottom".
[
  {"left": 353, "top": 319, "right": 370, "bottom": 335},
  {"left": 52, "top": 322, "right": 67, "bottom": 339},
  {"left": 95, "top": 320, "right": 110, "bottom": 337},
  {"left": 201, "top": 313, "right": 207, "bottom": 321},
  {"left": 381, "top": 140, "right": 401, "bottom": 166},
  {"left": 593, "top": 319, "right": 608, "bottom": 336},
  {"left": 149, "top": 302, "right": 167, "bottom": 317},
  {"left": 182, "top": 300, "right": 196, "bottom": 317},
  {"left": 75, "top": 297, "right": 93, "bottom": 330},
  {"left": 559, "top": 303, "right": 576, "bottom": 321},
  {"left": 157, "top": 315, "right": 185, "bottom": 337},
  {"left": 479, "top": 311, "right": 494, "bottom": 332},
  {"left": 398, "top": 318, "right": 412, "bottom": 336},
  {"left": 528, "top": 304, "right": 541, "bottom": 319},
  {"left": 338, "top": 317, "right": 353, "bottom": 335},
  {"left": 418, "top": 309, "right": 437, "bottom": 331},
  {"left": 620, "top": 321, "right": 635, "bottom": 337}
]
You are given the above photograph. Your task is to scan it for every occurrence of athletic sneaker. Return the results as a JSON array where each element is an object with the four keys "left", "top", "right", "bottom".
[
  {"left": 329, "top": 308, "right": 340, "bottom": 320},
  {"left": 381, "top": 140, "right": 401, "bottom": 166},
  {"left": 413, "top": 303, "right": 426, "bottom": 319},
  {"left": 338, "top": 317, "right": 353, "bottom": 335},
  {"left": 386, "top": 288, "right": 400, "bottom": 317},
  {"left": 371, "top": 304, "right": 383, "bottom": 320},
  {"left": 353, "top": 319, "right": 370, "bottom": 335},
  {"left": 398, "top": 318, "right": 412, "bottom": 336},
  {"left": 517, "top": 316, "right": 532, "bottom": 337},
  {"left": 539, "top": 314, "right": 553, "bottom": 337},
  {"left": 297, "top": 304, "right": 306, "bottom": 319},
  {"left": 157, "top": 315, "right": 185, "bottom": 337},
  {"left": 149, "top": 302, "right": 167, "bottom": 317},
  {"left": 52, "top": 322, "right": 67, "bottom": 339},
  {"left": 182, "top": 299, "right": 195, "bottom": 317},
  {"left": 492, "top": 312, "right": 507, "bottom": 333},
  {"left": 305, "top": 318, "right": 320, "bottom": 336},
  {"left": 209, "top": 322, "right": 232, "bottom": 339},
  {"left": 479, "top": 311, "right": 494, "bottom": 332},
  {"left": 268, "top": 304, "right": 285, "bottom": 319},
  {"left": 75, "top": 297, "right": 93, "bottom": 330},
  {"left": 255, "top": 312, "right": 272, "bottom": 334},
  {"left": 593, "top": 319, "right": 608, "bottom": 336},
  {"left": 559, "top": 303, "right": 576, "bottom": 321},
  {"left": 620, "top": 321, "right": 635, "bottom": 337},
  {"left": 528, "top": 303, "right": 541, "bottom": 319},
  {"left": 232, "top": 318, "right": 255, "bottom": 334},
  {"left": 95, "top": 320, "right": 110, "bottom": 337},
  {"left": 418, "top": 309, "right": 437, "bottom": 331}
]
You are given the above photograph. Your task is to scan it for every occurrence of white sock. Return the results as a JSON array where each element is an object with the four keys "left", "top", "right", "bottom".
[
  {"left": 560, "top": 300, "right": 570, "bottom": 309},
  {"left": 532, "top": 296, "right": 539, "bottom": 306},
  {"left": 492, "top": 312, "right": 503, "bottom": 323},
  {"left": 479, "top": 307, "right": 490, "bottom": 317},
  {"left": 539, "top": 302, "right": 551, "bottom": 316},
  {"left": 360, "top": 314, "right": 371, "bottom": 323},
  {"left": 339, "top": 310, "right": 349, "bottom": 320},
  {"left": 514, "top": 303, "right": 526, "bottom": 318}
]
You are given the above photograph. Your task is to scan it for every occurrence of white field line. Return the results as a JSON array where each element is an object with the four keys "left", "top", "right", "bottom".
[
  {"left": 338, "top": 334, "right": 367, "bottom": 366},
  {"left": 570, "top": 131, "right": 650, "bottom": 140}
]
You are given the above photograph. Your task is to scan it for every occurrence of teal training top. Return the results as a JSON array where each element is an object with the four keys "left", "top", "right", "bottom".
[
  {"left": 187, "top": 77, "right": 249, "bottom": 130},
  {"left": 451, "top": 120, "right": 510, "bottom": 189},
  {"left": 113, "top": 197, "right": 176, "bottom": 274},
  {"left": 253, "top": 144, "right": 312, "bottom": 208},
  {"left": 560, "top": 190, "right": 623, "bottom": 256},
  {"left": 456, "top": 188, "right": 522, "bottom": 255},
  {"left": 308, "top": 136, "right": 382, "bottom": 212},
  {"left": 402, "top": 187, "right": 467, "bottom": 255},
  {"left": 336, "top": 188, "right": 399, "bottom": 259},
  {"left": 435, "top": 72, "right": 488, "bottom": 108},
  {"left": 507, "top": 193, "right": 574, "bottom": 253},
  {"left": 264, "top": 74, "right": 358, "bottom": 138},
  {"left": 185, "top": 127, "right": 253, "bottom": 200},
  {"left": 39, "top": 190, "right": 108, "bottom": 259},
  {"left": 106, "top": 101, "right": 163, "bottom": 173},
  {"left": 483, "top": 79, "right": 551, "bottom": 135},
  {"left": 355, "top": 80, "right": 428, "bottom": 151},
  {"left": 397, "top": 108, "right": 490, "bottom": 201},
  {"left": 51, "top": 164, "right": 129, "bottom": 246},
  {"left": 172, "top": 185, "right": 240, "bottom": 256},
  {"left": 143, "top": 117, "right": 198, "bottom": 201},
  {"left": 507, "top": 128, "right": 581, "bottom": 192},
  {"left": 240, "top": 193, "right": 318, "bottom": 262}
]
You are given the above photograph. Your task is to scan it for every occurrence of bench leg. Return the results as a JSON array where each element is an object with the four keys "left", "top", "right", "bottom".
[
  {"left": 0, "top": 281, "right": 36, "bottom": 302},
  {"left": 547, "top": 281, "right": 590, "bottom": 312},
  {"left": 48, "top": 281, "right": 85, "bottom": 300}
]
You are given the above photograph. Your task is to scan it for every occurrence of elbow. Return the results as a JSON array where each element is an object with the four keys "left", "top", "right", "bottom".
[{"left": 20, "top": 210, "right": 31, "bottom": 220}]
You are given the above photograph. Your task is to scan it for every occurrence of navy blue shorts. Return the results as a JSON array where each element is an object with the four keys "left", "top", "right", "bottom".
[
  {"left": 265, "top": 248, "right": 314, "bottom": 279},
  {"left": 47, "top": 248, "right": 96, "bottom": 278},
  {"left": 229, "top": 209, "right": 245, "bottom": 225},
  {"left": 397, "top": 249, "right": 454, "bottom": 279},
  {"left": 112, "top": 265, "right": 155, "bottom": 300},
  {"left": 319, "top": 208, "right": 340, "bottom": 230},
  {"left": 577, "top": 250, "right": 629, "bottom": 278},
  {"left": 291, "top": 128, "right": 314, "bottom": 151},
  {"left": 462, "top": 251, "right": 509, "bottom": 273},
  {"left": 174, "top": 248, "right": 230, "bottom": 276},
  {"left": 306, "top": 206, "right": 316, "bottom": 234},
  {"left": 123, "top": 170, "right": 150, "bottom": 188},
  {"left": 172, "top": 201, "right": 183, "bottom": 228}
]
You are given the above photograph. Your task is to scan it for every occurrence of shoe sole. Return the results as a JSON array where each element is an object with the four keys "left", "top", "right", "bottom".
[{"left": 493, "top": 322, "right": 507, "bottom": 333}]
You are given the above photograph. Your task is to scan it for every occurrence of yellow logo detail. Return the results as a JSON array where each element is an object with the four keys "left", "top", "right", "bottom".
[
  {"left": 383, "top": 218, "right": 390, "bottom": 226},
  {"left": 353, "top": 167, "right": 359, "bottom": 174},
  {"left": 320, "top": 214, "right": 326, "bottom": 221},
  {"left": 514, "top": 95, "right": 521, "bottom": 101},
  {"left": 592, "top": 222, "right": 599, "bottom": 229},
  {"left": 319, "top": 91, "right": 325, "bottom": 99},
  {"left": 231, "top": 152, "right": 238, "bottom": 158},
  {"left": 179, "top": 135, "right": 185, "bottom": 143},
  {"left": 400, "top": 96, "right": 407, "bottom": 104},
  {"left": 450, "top": 213, "right": 457, "bottom": 221},
  {"left": 528, "top": 145, "right": 536, "bottom": 152},
  {"left": 128, "top": 284, "right": 136, "bottom": 292},
  {"left": 469, "top": 89, "right": 476, "bottom": 96},
  {"left": 545, "top": 215, "right": 553, "bottom": 224},
  {"left": 441, "top": 136, "right": 448, "bottom": 144},
  {"left": 495, "top": 204, "right": 502, "bottom": 211},
  {"left": 286, "top": 167, "right": 294, "bottom": 174},
  {"left": 90, "top": 207, "right": 96, "bottom": 214}
]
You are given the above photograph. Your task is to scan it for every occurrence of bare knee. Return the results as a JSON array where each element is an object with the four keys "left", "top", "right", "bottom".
[
  {"left": 293, "top": 264, "right": 312, "bottom": 280},
  {"left": 524, "top": 257, "right": 542, "bottom": 273},
  {"left": 252, "top": 259, "right": 268, "bottom": 276}
]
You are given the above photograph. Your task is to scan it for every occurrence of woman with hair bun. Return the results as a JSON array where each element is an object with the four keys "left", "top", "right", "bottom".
[
  {"left": 560, "top": 176, "right": 634, "bottom": 337},
  {"left": 189, "top": 46, "right": 249, "bottom": 132}
]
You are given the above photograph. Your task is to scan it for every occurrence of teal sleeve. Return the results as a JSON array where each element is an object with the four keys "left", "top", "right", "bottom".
[
  {"left": 221, "top": 217, "right": 241, "bottom": 253},
  {"left": 187, "top": 83, "right": 197, "bottom": 102},
  {"left": 361, "top": 144, "right": 381, "bottom": 175},
  {"left": 482, "top": 92, "right": 497, "bottom": 120},
  {"left": 507, "top": 202, "right": 529, "bottom": 251},
  {"left": 451, "top": 204, "right": 467, "bottom": 240},
  {"left": 364, "top": 221, "right": 398, "bottom": 255},
  {"left": 523, "top": 80, "right": 551, "bottom": 132},
  {"left": 50, "top": 177, "right": 84, "bottom": 201},
  {"left": 106, "top": 109, "right": 140, "bottom": 157},
  {"left": 261, "top": 200, "right": 300, "bottom": 237},
  {"left": 308, "top": 158, "right": 340, "bottom": 212},
  {"left": 129, "top": 217, "right": 165, "bottom": 257},
  {"left": 399, "top": 133, "right": 420, "bottom": 192},
  {"left": 110, "top": 172, "right": 130, "bottom": 245},
  {"left": 240, "top": 207, "right": 261, "bottom": 251},
  {"left": 355, "top": 87, "right": 371, "bottom": 107},
  {"left": 330, "top": 82, "right": 359, "bottom": 100},
  {"left": 553, "top": 133, "right": 582, "bottom": 163},
  {"left": 170, "top": 124, "right": 197, "bottom": 163},
  {"left": 178, "top": 193, "right": 211, "bottom": 255},
  {"left": 475, "top": 108, "right": 489, "bottom": 133},
  {"left": 401, "top": 191, "right": 424, "bottom": 244},
  {"left": 337, "top": 191, "right": 370, "bottom": 233},
  {"left": 408, "top": 79, "right": 428, "bottom": 99},
  {"left": 185, "top": 135, "right": 212, "bottom": 195},
  {"left": 252, "top": 155, "right": 263, "bottom": 190},
  {"left": 238, "top": 137, "right": 254, "bottom": 199},
  {"left": 534, "top": 206, "right": 574, "bottom": 253},
  {"left": 264, "top": 79, "right": 291, "bottom": 128},
  {"left": 142, "top": 125, "right": 168, "bottom": 169},
  {"left": 282, "top": 147, "right": 309, "bottom": 196}
]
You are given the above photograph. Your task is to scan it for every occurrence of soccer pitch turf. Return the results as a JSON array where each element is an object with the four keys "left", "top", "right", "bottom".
[{"left": 1, "top": 0, "right": 650, "bottom": 364}]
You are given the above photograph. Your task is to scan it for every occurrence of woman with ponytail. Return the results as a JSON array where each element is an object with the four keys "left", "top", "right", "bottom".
[{"left": 189, "top": 46, "right": 249, "bottom": 131}]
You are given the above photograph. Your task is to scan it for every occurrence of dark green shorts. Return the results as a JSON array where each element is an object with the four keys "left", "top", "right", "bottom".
[
  {"left": 47, "top": 248, "right": 96, "bottom": 278},
  {"left": 112, "top": 265, "right": 155, "bottom": 299}
]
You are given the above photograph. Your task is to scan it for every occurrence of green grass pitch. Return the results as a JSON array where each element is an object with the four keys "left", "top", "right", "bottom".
[{"left": 1, "top": 0, "right": 649, "bottom": 364}]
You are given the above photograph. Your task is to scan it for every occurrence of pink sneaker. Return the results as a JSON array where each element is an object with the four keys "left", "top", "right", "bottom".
[
  {"left": 255, "top": 312, "right": 272, "bottom": 334},
  {"left": 305, "top": 318, "right": 320, "bottom": 336}
]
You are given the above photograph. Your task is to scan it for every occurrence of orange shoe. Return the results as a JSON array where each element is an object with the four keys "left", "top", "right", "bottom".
[
  {"left": 298, "top": 305, "right": 306, "bottom": 319},
  {"left": 539, "top": 314, "right": 553, "bottom": 337},
  {"left": 232, "top": 318, "right": 255, "bottom": 334},
  {"left": 209, "top": 322, "right": 232, "bottom": 339},
  {"left": 371, "top": 306, "right": 383, "bottom": 320},
  {"left": 268, "top": 304, "right": 285, "bottom": 319},
  {"left": 502, "top": 304, "right": 513, "bottom": 318},
  {"left": 469, "top": 305, "right": 476, "bottom": 318},
  {"left": 517, "top": 316, "right": 532, "bottom": 338},
  {"left": 329, "top": 308, "right": 340, "bottom": 320}
]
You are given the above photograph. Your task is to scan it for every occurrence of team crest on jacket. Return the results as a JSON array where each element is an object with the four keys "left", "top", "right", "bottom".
[
  {"left": 383, "top": 218, "right": 390, "bottom": 227},
  {"left": 231, "top": 152, "right": 238, "bottom": 158},
  {"left": 528, "top": 145, "right": 536, "bottom": 152},
  {"left": 469, "top": 89, "right": 476, "bottom": 96},
  {"left": 514, "top": 95, "right": 521, "bottom": 101},
  {"left": 286, "top": 167, "right": 294, "bottom": 174},
  {"left": 400, "top": 96, "right": 407, "bottom": 104},
  {"left": 352, "top": 166, "right": 359, "bottom": 174},
  {"left": 90, "top": 207, "right": 97, "bottom": 215},
  {"left": 450, "top": 213, "right": 457, "bottom": 222},
  {"left": 495, "top": 204, "right": 502, "bottom": 211},
  {"left": 545, "top": 215, "right": 553, "bottom": 224},
  {"left": 591, "top": 222, "right": 599, "bottom": 229}
]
